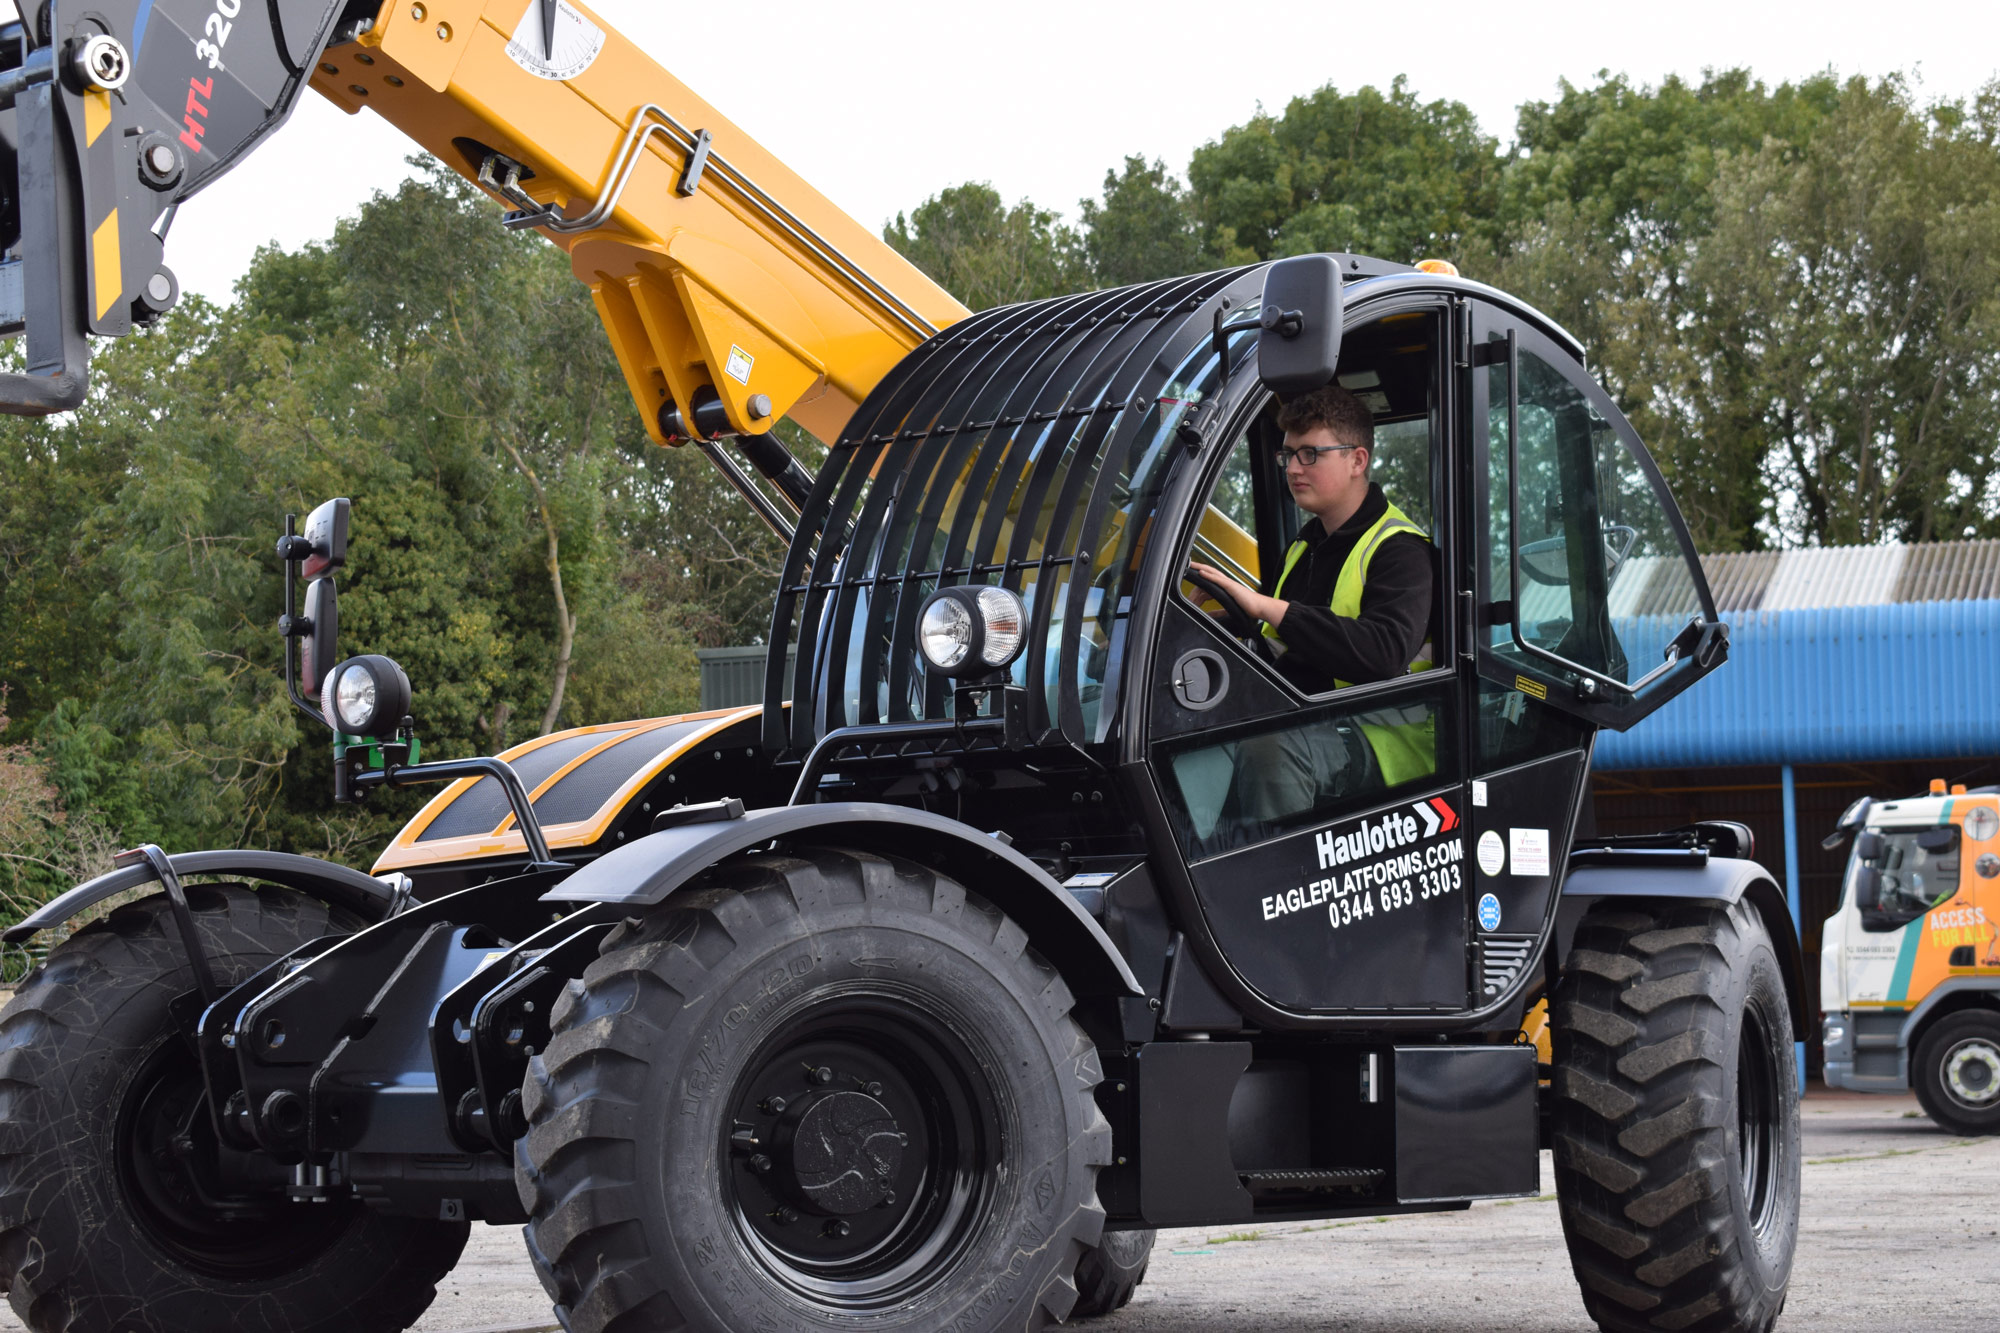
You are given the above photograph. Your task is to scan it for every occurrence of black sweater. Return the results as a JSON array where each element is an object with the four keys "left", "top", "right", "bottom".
[{"left": 1268, "top": 483, "right": 1436, "bottom": 694}]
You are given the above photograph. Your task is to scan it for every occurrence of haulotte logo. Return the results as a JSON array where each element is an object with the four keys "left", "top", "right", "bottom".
[{"left": 1315, "top": 799, "right": 1458, "bottom": 871}]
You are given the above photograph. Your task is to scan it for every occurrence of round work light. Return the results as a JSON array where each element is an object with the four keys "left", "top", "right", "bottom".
[
  {"left": 915, "top": 586, "right": 1028, "bottom": 677},
  {"left": 320, "top": 655, "right": 412, "bottom": 738}
]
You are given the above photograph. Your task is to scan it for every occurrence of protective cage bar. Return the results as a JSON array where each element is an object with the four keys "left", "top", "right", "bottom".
[{"left": 764, "top": 266, "right": 1269, "bottom": 756}]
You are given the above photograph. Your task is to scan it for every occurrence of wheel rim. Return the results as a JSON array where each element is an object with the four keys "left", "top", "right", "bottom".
[
  {"left": 1940, "top": 1037, "right": 2000, "bottom": 1109},
  {"left": 721, "top": 990, "right": 1003, "bottom": 1310},
  {"left": 115, "top": 1038, "right": 355, "bottom": 1280},
  {"left": 1736, "top": 1000, "right": 1783, "bottom": 1237}
]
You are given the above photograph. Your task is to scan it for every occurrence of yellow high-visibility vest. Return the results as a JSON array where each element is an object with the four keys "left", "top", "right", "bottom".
[{"left": 1265, "top": 502, "right": 1437, "bottom": 786}]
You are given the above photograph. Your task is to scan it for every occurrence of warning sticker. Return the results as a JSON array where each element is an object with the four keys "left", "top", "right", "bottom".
[
  {"left": 725, "top": 344, "right": 755, "bottom": 385},
  {"left": 1477, "top": 830, "right": 1505, "bottom": 877},
  {"left": 1509, "top": 827, "right": 1550, "bottom": 877}
]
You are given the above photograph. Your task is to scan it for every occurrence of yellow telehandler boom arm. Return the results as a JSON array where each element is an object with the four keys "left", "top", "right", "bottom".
[{"left": 0, "top": 0, "right": 967, "bottom": 453}]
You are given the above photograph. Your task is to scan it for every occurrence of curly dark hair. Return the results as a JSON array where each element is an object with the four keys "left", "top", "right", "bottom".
[{"left": 1276, "top": 383, "right": 1374, "bottom": 453}]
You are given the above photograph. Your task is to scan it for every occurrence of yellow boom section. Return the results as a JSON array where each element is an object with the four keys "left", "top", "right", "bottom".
[{"left": 310, "top": 1, "right": 967, "bottom": 444}]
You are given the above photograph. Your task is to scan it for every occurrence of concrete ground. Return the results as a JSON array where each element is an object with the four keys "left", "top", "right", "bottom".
[{"left": 3, "top": 1087, "right": 1992, "bottom": 1332}]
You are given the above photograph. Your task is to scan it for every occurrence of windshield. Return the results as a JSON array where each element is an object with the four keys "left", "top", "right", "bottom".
[{"left": 1852, "top": 825, "right": 1960, "bottom": 928}]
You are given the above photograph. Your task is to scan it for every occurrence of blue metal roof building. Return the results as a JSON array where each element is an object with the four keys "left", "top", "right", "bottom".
[{"left": 1597, "top": 600, "right": 2000, "bottom": 769}]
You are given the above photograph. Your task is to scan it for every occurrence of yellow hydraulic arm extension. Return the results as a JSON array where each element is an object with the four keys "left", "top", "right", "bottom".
[
  {"left": 315, "top": 2, "right": 967, "bottom": 447},
  {"left": 0, "top": 0, "right": 966, "bottom": 450}
]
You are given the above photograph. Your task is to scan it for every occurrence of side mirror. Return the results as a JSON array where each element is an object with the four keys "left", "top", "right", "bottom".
[
  {"left": 1257, "top": 254, "right": 1344, "bottom": 396},
  {"left": 300, "top": 578, "right": 339, "bottom": 702},
  {"left": 1824, "top": 795, "right": 1874, "bottom": 850},
  {"left": 1854, "top": 865, "right": 1882, "bottom": 911},
  {"left": 301, "top": 498, "right": 350, "bottom": 579},
  {"left": 1854, "top": 830, "right": 1883, "bottom": 864}
]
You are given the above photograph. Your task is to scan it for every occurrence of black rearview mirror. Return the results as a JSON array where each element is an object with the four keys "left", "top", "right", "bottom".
[
  {"left": 1257, "top": 255, "right": 1344, "bottom": 396},
  {"left": 300, "top": 578, "right": 339, "bottom": 702},
  {"left": 1854, "top": 865, "right": 1881, "bottom": 911},
  {"left": 301, "top": 498, "right": 350, "bottom": 579}
]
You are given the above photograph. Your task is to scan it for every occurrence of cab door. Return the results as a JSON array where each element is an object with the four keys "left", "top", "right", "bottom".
[
  {"left": 1460, "top": 301, "right": 1729, "bottom": 977},
  {"left": 1142, "top": 301, "right": 1472, "bottom": 1018}
]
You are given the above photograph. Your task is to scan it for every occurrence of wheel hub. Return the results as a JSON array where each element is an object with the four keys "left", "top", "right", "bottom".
[
  {"left": 720, "top": 997, "right": 1000, "bottom": 1309},
  {"left": 786, "top": 1090, "right": 905, "bottom": 1215},
  {"left": 1944, "top": 1039, "right": 2000, "bottom": 1106}
]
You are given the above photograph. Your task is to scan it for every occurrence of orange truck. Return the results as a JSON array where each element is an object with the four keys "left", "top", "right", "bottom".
[{"left": 1820, "top": 781, "right": 2000, "bottom": 1133}]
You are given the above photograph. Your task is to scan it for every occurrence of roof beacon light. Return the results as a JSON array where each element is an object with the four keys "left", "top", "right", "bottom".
[
  {"left": 1414, "top": 258, "right": 1459, "bottom": 277},
  {"left": 916, "top": 585, "right": 1028, "bottom": 677}
]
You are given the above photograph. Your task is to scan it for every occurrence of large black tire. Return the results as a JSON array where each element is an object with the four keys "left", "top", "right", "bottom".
[
  {"left": 0, "top": 885, "right": 470, "bottom": 1333},
  {"left": 516, "top": 847, "right": 1114, "bottom": 1333},
  {"left": 1070, "top": 1226, "right": 1154, "bottom": 1318},
  {"left": 1911, "top": 1009, "right": 2000, "bottom": 1135},
  {"left": 1551, "top": 898, "right": 1800, "bottom": 1333}
]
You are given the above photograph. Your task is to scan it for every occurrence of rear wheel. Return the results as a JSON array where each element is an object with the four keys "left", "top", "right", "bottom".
[
  {"left": 516, "top": 847, "right": 1113, "bottom": 1333},
  {"left": 1071, "top": 1226, "right": 1154, "bottom": 1318},
  {"left": 1912, "top": 1010, "right": 2000, "bottom": 1135},
  {"left": 0, "top": 885, "right": 470, "bottom": 1333},
  {"left": 1551, "top": 898, "right": 1799, "bottom": 1333}
]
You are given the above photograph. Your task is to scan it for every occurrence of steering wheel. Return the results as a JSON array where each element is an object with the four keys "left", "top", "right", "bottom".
[{"left": 1183, "top": 567, "right": 1264, "bottom": 644}]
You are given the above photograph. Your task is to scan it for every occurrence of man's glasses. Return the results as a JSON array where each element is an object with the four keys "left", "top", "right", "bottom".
[{"left": 1274, "top": 443, "right": 1361, "bottom": 468}]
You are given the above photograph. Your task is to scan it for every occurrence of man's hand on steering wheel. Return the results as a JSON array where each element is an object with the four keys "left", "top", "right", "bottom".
[{"left": 1184, "top": 563, "right": 1271, "bottom": 647}]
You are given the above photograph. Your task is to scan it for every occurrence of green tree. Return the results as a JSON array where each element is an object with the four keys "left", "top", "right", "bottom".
[
  {"left": 885, "top": 183, "right": 1089, "bottom": 309},
  {"left": 1080, "top": 156, "right": 1204, "bottom": 285},
  {"left": 1187, "top": 76, "right": 1501, "bottom": 266},
  {"left": 1695, "top": 77, "right": 2000, "bottom": 544}
]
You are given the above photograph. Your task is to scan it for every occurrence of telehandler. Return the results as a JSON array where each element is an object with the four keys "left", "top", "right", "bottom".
[{"left": 0, "top": 4, "right": 1804, "bottom": 1331}]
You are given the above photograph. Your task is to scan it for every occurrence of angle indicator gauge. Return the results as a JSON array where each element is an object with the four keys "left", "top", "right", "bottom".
[{"left": 506, "top": 0, "right": 606, "bottom": 82}]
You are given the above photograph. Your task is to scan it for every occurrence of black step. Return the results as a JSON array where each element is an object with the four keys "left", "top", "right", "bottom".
[{"left": 1238, "top": 1168, "right": 1386, "bottom": 1196}]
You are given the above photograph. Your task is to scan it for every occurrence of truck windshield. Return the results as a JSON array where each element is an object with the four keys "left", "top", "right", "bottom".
[{"left": 1854, "top": 826, "right": 1960, "bottom": 924}]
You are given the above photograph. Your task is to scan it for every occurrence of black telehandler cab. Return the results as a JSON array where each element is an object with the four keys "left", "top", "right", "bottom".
[{"left": 1, "top": 250, "right": 1805, "bottom": 1333}]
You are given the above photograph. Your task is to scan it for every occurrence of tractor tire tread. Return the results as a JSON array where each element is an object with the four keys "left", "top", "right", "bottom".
[{"left": 1551, "top": 898, "right": 1797, "bottom": 1333}]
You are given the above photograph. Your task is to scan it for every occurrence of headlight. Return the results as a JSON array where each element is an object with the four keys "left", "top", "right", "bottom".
[
  {"left": 916, "top": 586, "right": 1029, "bottom": 677},
  {"left": 919, "top": 594, "right": 974, "bottom": 672},
  {"left": 320, "top": 655, "right": 412, "bottom": 738}
]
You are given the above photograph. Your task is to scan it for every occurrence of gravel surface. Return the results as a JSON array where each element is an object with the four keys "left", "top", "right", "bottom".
[{"left": 2, "top": 1087, "right": 1991, "bottom": 1332}]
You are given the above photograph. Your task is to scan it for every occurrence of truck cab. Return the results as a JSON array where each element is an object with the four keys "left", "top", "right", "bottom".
[{"left": 1822, "top": 785, "right": 2000, "bottom": 1132}]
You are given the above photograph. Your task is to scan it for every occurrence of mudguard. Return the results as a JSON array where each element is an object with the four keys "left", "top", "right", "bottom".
[
  {"left": 545, "top": 801, "right": 1144, "bottom": 999},
  {"left": 1, "top": 849, "right": 397, "bottom": 943},
  {"left": 1563, "top": 854, "right": 1808, "bottom": 1032}
]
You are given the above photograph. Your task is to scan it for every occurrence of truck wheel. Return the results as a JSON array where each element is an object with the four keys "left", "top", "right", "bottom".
[
  {"left": 1551, "top": 898, "right": 1799, "bottom": 1333},
  {"left": 1071, "top": 1226, "right": 1154, "bottom": 1317},
  {"left": 0, "top": 886, "right": 470, "bottom": 1333},
  {"left": 516, "top": 847, "right": 1114, "bottom": 1333},
  {"left": 1912, "top": 1010, "right": 2000, "bottom": 1135}
]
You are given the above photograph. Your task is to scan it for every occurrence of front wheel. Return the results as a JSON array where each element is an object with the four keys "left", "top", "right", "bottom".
[
  {"left": 1551, "top": 897, "right": 1800, "bottom": 1333},
  {"left": 0, "top": 886, "right": 470, "bottom": 1333},
  {"left": 1912, "top": 1010, "right": 2000, "bottom": 1135},
  {"left": 516, "top": 847, "right": 1114, "bottom": 1333}
]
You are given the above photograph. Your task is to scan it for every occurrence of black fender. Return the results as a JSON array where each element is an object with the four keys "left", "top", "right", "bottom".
[
  {"left": 543, "top": 802, "right": 1144, "bottom": 1000},
  {"left": 1562, "top": 856, "right": 1809, "bottom": 1034},
  {"left": 1, "top": 850, "right": 399, "bottom": 944}
]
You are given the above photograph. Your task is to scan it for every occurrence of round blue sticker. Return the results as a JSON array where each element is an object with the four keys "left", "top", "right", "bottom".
[{"left": 1477, "top": 893, "right": 1502, "bottom": 932}]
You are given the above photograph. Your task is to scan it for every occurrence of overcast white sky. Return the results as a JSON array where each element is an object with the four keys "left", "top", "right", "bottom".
[{"left": 7, "top": 1, "right": 1997, "bottom": 301}]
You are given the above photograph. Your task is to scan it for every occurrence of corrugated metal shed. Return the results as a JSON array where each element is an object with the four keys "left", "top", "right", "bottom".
[
  {"left": 698, "top": 646, "right": 797, "bottom": 709},
  {"left": 1691, "top": 539, "right": 2000, "bottom": 612},
  {"left": 1596, "top": 600, "right": 2000, "bottom": 769}
]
